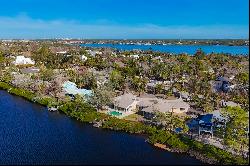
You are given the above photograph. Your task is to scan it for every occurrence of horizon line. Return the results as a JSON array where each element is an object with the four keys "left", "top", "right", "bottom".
[{"left": 0, "top": 38, "right": 249, "bottom": 40}]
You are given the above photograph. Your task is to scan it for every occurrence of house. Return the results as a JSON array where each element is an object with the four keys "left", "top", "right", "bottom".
[
  {"left": 20, "top": 67, "right": 40, "bottom": 74},
  {"left": 152, "top": 56, "right": 163, "bottom": 62},
  {"left": 138, "top": 97, "right": 190, "bottom": 119},
  {"left": 211, "top": 110, "right": 227, "bottom": 127},
  {"left": 112, "top": 93, "right": 139, "bottom": 112},
  {"left": 221, "top": 100, "right": 240, "bottom": 107},
  {"left": 208, "top": 68, "right": 214, "bottom": 74},
  {"left": 146, "top": 80, "right": 167, "bottom": 94},
  {"left": 62, "top": 81, "right": 93, "bottom": 98},
  {"left": 137, "top": 98, "right": 158, "bottom": 119},
  {"left": 156, "top": 98, "right": 190, "bottom": 114},
  {"left": 146, "top": 81, "right": 158, "bottom": 93},
  {"left": 86, "top": 50, "right": 102, "bottom": 57},
  {"left": 111, "top": 52, "right": 117, "bottom": 57},
  {"left": 56, "top": 51, "right": 67, "bottom": 54},
  {"left": 229, "top": 75, "right": 235, "bottom": 80},
  {"left": 197, "top": 114, "right": 214, "bottom": 137},
  {"left": 130, "top": 54, "right": 139, "bottom": 59},
  {"left": 81, "top": 55, "right": 88, "bottom": 62},
  {"left": 180, "top": 92, "right": 191, "bottom": 101},
  {"left": 13, "top": 56, "right": 35, "bottom": 65},
  {"left": 213, "top": 76, "right": 231, "bottom": 92},
  {"left": 197, "top": 95, "right": 204, "bottom": 99},
  {"left": 172, "top": 88, "right": 180, "bottom": 98}
]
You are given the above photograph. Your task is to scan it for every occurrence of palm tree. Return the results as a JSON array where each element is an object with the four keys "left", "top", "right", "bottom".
[{"left": 131, "top": 76, "right": 148, "bottom": 96}]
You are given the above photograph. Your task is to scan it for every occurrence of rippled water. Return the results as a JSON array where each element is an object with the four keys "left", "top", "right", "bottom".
[
  {"left": 81, "top": 44, "right": 249, "bottom": 55},
  {"left": 0, "top": 90, "right": 202, "bottom": 165}
]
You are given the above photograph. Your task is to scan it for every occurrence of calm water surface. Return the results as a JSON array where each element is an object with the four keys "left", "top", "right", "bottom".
[
  {"left": 0, "top": 90, "right": 202, "bottom": 165},
  {"left": 81, "top": 44, "right": 249, "bottom": 55}
]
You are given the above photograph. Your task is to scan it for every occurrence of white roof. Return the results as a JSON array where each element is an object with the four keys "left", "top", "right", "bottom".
[
  {"left": 221, "top": 100, "right": 239, "bottom": 107},
  {"left": 13, "top": 56, "right": 35, "bottom": 65},
  {"left": 81, "top": 55, "right": 88, "bottom": 61},
  {"left": 130, "top": 54, "right": 139, "bottom": 58},
  {"left": 56, "top": 51, "right": 67, "bottom": 54},
  {"left": 114, "top": 93, "right": 138, "bottom": 109}
]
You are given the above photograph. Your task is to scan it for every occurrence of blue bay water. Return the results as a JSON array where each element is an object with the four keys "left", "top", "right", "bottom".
[
  {"left": 81, "top": 44, "right": 249, "bottom": 55},
  {"left": 0, "top": 90, "right": 202, "bottom": 165}
]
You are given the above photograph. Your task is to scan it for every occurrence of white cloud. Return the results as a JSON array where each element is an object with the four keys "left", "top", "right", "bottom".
[{"left": 0, "top": 15, "right": 248, "bottom": 39}]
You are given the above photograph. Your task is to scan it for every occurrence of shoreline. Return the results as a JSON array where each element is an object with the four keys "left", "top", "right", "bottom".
[
  {"left": 79, "top": 43, "right": 249, "bottom": 55},
  {"left": 80, "top": 43, "right": 250, "bottom": 47},
  {"left": 0, "top": 82, "right": 248, "bottom": 165}
]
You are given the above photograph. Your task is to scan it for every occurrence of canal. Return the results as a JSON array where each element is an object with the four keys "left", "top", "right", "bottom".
[{"left": 0, "top": 90, "right": 202, "bottom": 165}]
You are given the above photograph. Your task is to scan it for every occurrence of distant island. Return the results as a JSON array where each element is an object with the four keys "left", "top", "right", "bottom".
[
  {"left": 1, "top": 39, "right": 249, "bottom": 46},
  {"left": 59, "top": 39, "right": 249, "bottom": 46}
]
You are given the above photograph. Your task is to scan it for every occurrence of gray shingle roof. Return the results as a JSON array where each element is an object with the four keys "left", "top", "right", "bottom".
[
  {"left": 139, "top": 97, "right": 190, "bottom": 113},
  {"left": 114, "top": 93, "right": 137, "bottom": 109}
]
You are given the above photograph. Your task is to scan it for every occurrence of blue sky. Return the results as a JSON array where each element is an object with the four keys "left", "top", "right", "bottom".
[{"left": 0, "top": 0, "right": 248, "bottom": 39}]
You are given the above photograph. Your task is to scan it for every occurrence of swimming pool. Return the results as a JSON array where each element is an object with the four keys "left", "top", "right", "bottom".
[{"left": 109, "top": 111, "right": 123, "bottom": 116}]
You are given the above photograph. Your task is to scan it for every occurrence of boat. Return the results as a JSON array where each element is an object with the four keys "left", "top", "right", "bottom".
[
  {"left": 93, "top": 120, "right": 102, "bottom": 128},
  {"left": 93, "top": 123, "right": 101, "bottom": 128},
  {"left": 48, "top": 106, "right": 58, "bottom": 112}
]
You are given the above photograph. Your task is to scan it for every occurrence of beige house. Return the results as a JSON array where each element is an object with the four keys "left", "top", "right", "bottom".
[
  {"left": 138, "top": 97, "right": 190, "bottom": 119},
  {"left": 113, "top": 93, "right": 139, "bottom": 112},
  {"left": 161, "top": 99, "right": 190, "bottom": 113}
]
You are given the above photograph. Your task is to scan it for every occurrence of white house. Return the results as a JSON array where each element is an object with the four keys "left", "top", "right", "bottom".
[
  {"left": 56, "top": 51, "right": 67, "bottom": 54},
  {"left": 152, "top": 56, "right": 163, "bottom": 62},
  {"left": 86, "top": 50, "right": 102, "bottom": 57},
  {"left": 13, "top": 56, "right": 35, "bottom": 65},
  {"left": 81, "top": 55, "right": 88, "bottom": 62},
  {"left": 130, "top": 54, "right": 139, "bottom": 59},
  {"left": 221, "top": 100, "right": 240, "bottom": 107}
]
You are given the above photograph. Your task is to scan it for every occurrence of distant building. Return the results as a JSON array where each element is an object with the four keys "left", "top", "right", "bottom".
[
  {"left": 13, "top": 56, "right": 35, "bottom": 65},
  {"left": 56, "top": 51, "right": 67, "bottom": 54},
  {"left": 152, "top": 56, "right": 163, "bottom": 62},
  {"left": 20, "top": 67, "right": 40, "bottom": 74},
  {"left": 213, "top": 76, "right": 231, "bottom": 92},
  {"left": 81, "top": 55, "right": 88, "bottom": 62},
  {"left": 86, "top": 50, "right": 102, "bottom": 57},
  {"left": 221, "top": 100, "right": 240, "bottom": 107},
  {"left": 130, "top": 54, "right": 139, "bottom": 59},
  {"left": 146, "top": 80, "right": 171, "bottom": 94}
]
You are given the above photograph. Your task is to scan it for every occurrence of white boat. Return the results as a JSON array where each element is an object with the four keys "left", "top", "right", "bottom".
[{"left": 48, "top": 106, "right": 58, "bottom": 112}]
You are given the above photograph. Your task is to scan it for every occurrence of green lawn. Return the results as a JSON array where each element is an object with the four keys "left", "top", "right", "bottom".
[{"left": 123, "top": 113, "right": 143, "bottom": 122}]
